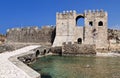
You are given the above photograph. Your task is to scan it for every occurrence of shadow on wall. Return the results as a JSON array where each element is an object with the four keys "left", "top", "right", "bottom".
[
  {"left": 36, "top": 50, "right": 40, "bottom": 57},
  {"left": 41, "top": 74, "right": 52, "bottom": 78},
  {"left": 51, "top": 27, "right": 56, "bottom": 44}
]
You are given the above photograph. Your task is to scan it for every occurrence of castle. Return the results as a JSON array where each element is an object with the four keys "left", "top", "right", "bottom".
[{"left": 53, "top": 10, "right": 108, "bottom": 49}]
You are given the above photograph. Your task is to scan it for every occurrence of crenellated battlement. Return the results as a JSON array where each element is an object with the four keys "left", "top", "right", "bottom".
[
  {"left": 84, "top": 9, "right": 107, "bottom": 17},
  {"left": 56, "top": 10, "right": 76, "bottom": 19},
  {"left": 84, "top": 9, "right": 106, "bottom": 13},
  {"left": 56, "top": 9, "right": 107, "bottom": 20},
  {"left": 7, "top": 26, "right": 55, "bottom": 33},
  {"left": 57, "top": 9, "right": 106, "bottom": 15},
  {"left": 56, "top": 10, "right": 76, "bottom": 15},
  {"left": 6, "top": 26, "right": 55, "bottom": 44}
]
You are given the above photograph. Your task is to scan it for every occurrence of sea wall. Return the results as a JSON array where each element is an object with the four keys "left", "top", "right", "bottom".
[
  {"left": 9, "top": 51, "right": 40, "bottom": 78},
  {"left": 0, "top": 45, "right": 40, "bottom": 78},
  {"left": 62, "top": 42, "right": 96, "bottom": 56}
]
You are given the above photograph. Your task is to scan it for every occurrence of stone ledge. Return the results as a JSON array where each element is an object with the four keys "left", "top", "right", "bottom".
[{"left": 8, "top": 47, "right": 40, "bottom": 78}]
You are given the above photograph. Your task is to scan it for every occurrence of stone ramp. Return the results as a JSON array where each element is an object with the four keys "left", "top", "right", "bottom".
[{"left": 0, "top": 45, "right": 40, "bottom": 78}]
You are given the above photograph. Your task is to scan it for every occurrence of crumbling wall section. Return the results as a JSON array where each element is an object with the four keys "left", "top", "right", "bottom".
[{"left": 108, "top": 29, "right": 120, "bottom": 43}]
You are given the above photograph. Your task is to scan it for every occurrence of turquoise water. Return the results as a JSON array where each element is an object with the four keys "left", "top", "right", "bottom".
[{"left": 29, "top": 56, "right": 120, "bottom": 78}]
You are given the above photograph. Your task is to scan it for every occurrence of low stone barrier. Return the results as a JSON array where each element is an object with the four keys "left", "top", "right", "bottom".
[
  {"left": 9, "top": 50, "right": 40, "bottom": 78},
  {"left": 50, "top": 47, "right": 62, "bottom": 55},
  {"left": 0, "top": 45, "right": 41, "bottom": 78},
  {"left": 62, "top": 43, "right": 96, "bottom": 56}
]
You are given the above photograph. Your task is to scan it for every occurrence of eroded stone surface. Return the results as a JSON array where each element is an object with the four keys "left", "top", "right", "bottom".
[
  {"left": 6, "top": 26, "right": 55, "bottom": 45},
  {"left": 62, "top": 43, "right": 96, "bottom": 56}
]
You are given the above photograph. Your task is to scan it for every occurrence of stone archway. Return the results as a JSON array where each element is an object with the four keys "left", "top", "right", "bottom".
[
  {"left": 76, "top": 14, "right": 85, "bottom": 26},
  {"left": 77, "top": 38, "right": 82, "bottom": 44},
  {"left": 76, "top": 14, "right": 84, "bottom": 26},
  {"left": 36, "top": 50, "right": 40, "bottom": 57}
]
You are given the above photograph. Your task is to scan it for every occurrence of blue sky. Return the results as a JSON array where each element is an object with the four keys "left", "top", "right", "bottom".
[{"left": 0, "top": 0, "right": 120, "bottom": 34}]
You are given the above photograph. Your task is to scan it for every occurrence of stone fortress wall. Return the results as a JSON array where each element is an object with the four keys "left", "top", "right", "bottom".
[
  {"left": 5, "top": 10, "right": 120, "bottom": 51},
  {"left": 62, "top": 42, "right": 96, "bottom": 55},
  {"left": 108, "top": 29, "right": 120, "bottom": 51},
  {"left": 53, "top": 9, "right": 108, "bottom": 49},
  {"left": 6, "top": 26, "right": 55, "bottom": 45}
]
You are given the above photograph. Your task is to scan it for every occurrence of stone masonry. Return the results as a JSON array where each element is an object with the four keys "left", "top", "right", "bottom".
[
  {"left": 6, "top": 26, "right": 55, "bottom": 45},
  {"left": 0, "top": 45, "right": 40, "bottom": 78},
  {"left": 62, "top": 42, "right": 96, "bottom": 56},
  {"left": 6, "top": 10, "right": 120, "bottom": 51},
  {"left": 53, "top": 10, "right": 108, "bottom": 49}
]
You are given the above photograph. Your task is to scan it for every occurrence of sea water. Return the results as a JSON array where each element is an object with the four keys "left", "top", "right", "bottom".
[{"left": 29, "top": 55, "right": 120, "bottom": 78}]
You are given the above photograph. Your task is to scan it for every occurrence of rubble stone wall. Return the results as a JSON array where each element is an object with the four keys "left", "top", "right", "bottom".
[
  {"left": 108, "top": 29, "right": 120, "bottom": 43},
  {"left": 6, "top": 26, "right": 55, "bottom": 45},
  {"left": 62, "top": 42, "right": 96, "bottom": 56}
]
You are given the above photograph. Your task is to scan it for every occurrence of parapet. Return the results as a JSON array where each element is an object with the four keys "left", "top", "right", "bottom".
[
  {"left": 84, "top": 9, "right": 108, "bottom": 17},
  {"left": 84, "top": 9, "right": 107, "bottom": 14},
  {"left": 57, "top": 10, "right": 76, "bottom": 15},
  {"left": 56, "top": 10, "right": 76, "bottom": 19}
]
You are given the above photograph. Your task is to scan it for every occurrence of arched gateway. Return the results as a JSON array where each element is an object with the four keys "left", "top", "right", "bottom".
[{"left": 53, "top": 10, "right": 108, "bottom": 49}]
